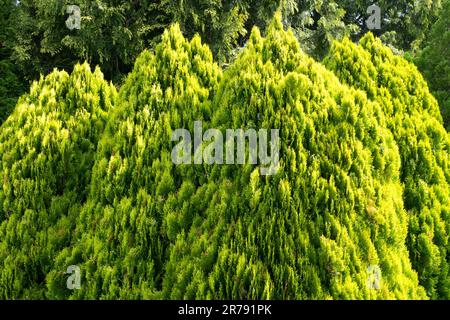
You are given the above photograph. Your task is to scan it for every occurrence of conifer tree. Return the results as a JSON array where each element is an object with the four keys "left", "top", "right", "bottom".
[
  {"left": 161, "top": 0, "right": 248, "bottom": 62},
  {"left": 0, "top": 0, "right": 24, "bottom": 125},
  {"left": 8, "top": 0, "right": 171, "bottom": 82},
  {"left": 161, "top": 14, "right": 426, "bottom": 299},
  {"left": 324, "top": 33, "right": 450, "bottom": 299},
  {"left": 46, "top": 25, "right": 221, "bottom": 299},
  {"left": 0, "top": 63, "right": 116, "bottom": 298},
  {"left": 416, "top": 0, "right": 450, "bottom": 129}
]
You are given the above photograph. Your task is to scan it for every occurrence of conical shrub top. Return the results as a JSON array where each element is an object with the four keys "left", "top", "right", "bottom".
[{"left": 46, "top": 25, "right": 221, "bottom": 299}]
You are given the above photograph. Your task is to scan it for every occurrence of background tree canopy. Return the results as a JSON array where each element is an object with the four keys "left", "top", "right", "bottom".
[
  {"left": 2, "top": 0, "right": 445, "bottom": 76},
  {"left": 416, "top": 0, "right": 450, "bottom": 130},
  {"left": 0, "top": 0, "right": 25, "bottom": 124}
]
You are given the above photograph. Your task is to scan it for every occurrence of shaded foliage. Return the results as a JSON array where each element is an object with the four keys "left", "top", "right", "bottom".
[
  {"left": 416, "top": 0, "right": 450, "bottom": 130},
  {"left": 0, "top": 0, "right": 26, "bottom": 125},
  {"left": 8, "top": 0, "right": 171, "bottom": 82}
]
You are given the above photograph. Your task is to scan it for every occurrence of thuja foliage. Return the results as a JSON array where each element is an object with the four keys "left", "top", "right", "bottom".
[
  {"left": 0, "top": 63, "right": 116, "bottom": 298},
  {"left": 161, "top": 15, "right": 426, "bottom": 299},
  {"left": 0, "top": 0, "right": 25, "bottom": 125},
  {"left": 324, "top": 34, "right": 450, "bottom": 299},
  {"left": 46, "top": 25, "right": 221, "bottom": 299},
  {"left": 0, "top": 15, "right": 448, "bottom": 300}
]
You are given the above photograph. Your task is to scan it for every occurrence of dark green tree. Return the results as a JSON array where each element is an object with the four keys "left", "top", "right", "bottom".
[
  {"left": 46, "top": 24, "right": 221, "bottom": 299},
  {"left": 0, "top": 0, "right": 25, "bottom": 125},
  {"left": 5, "top": 1, "right": 444, "bottom": 84},
  {"left": 337, "top": 0, "right": 442, "bottom": 50},
  {"left": 161, "top": 0, "right": 248, "bottom": 62},
  {"left": 8, "top": 0, "right": 171, "bottom": 82},
  {"left": 0, "top": 57, "right": 24, "bottom": 125},
  {"left": 281, "top": 0, "right": 442, "bottom": 58},
  {"left": 416, "top": 0, "right": 450, "bottom": 129}
]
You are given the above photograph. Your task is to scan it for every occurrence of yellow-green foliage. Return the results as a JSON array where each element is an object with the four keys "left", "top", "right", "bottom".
[
  {"left": 324, "top": 33, "right": 450, "bottom": 299},
  {"left": 0, "top": 16, "right": 448, "bottom": 300},
  {"left": 161, "top": 15, "right": 426, "bottom": 300},
  {"left": 45, "top": 25, "right": 221, "bottom": 299},
  {"left": 0, "top": 63, "right": 116, "bottom": 298}
]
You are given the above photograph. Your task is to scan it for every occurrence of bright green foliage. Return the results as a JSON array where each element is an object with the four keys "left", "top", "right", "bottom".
[
  {"left": 0, "top": 63, "right": 116, "bottom": 298},
  {"left": 161, "top": 15, "right": 426, "bottom": 299},
  {"left": 324, "top": 33, "right": 450, "bottom": 299},
  {"left": 416, "top": 0, "right": 450, "bottom": 130},
  {"left": 46, "top": 25, "right": 221, "bottom": 299}
]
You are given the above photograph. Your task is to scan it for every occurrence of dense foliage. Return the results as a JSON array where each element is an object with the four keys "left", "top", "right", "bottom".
[
  {"left": 161, "top": 16, "right": 426, "bottom": 300},
  {"left": 7, "top": 0, "right": 171, "bottom": 82},
  {"left": 45, "top": 24, "right": 221, "bottom": 299},
  {"left": 4, "top": 1, "right": 444, "bottom": 80},
  {"left": 0, "top": 0, "right": 24, "bottom": 125},
  {"left": 324, "top": 33, "right": 450, "bottom": 299},
  {"left": 0, "top": 63, "right": 116, "bottom": 298},
  {"left": 0, "top": 8, "right": 448, "bottom": 300},
  {"left": 0, "top": 58, "right": 23, "bottom": 125}
]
